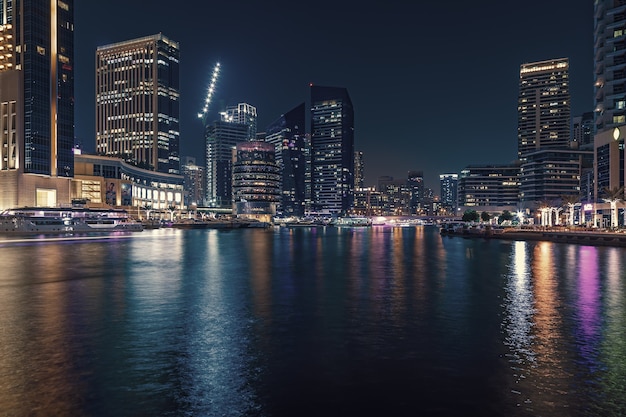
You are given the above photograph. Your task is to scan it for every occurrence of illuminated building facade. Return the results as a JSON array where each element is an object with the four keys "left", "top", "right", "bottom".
[
  {"left": 181, "top": 156, "right": 204, "bottom": 207},
  {"left": 310, "top": 85, "right": 354, "bottom": 214},
  {"left": 205, "top": 120, "right": 248, "bottom": 207},
  {"left": 232, "top": 141, "right": 280, "bottom": 221},
  {"left": 354, "top": 150, "right": 364, "bottom": 189},
  {"left": 594, "top": 1, "right": 626, "bottom": 200},
  {"left": 407, "top": 170, "right": 424, "bottom": 214},
  {"left": 439, "top": 173, "right": 458, "bottom": 214},
  {"left": 0, "top": 0, "right": 74, "bottom": 209},
  {"left": 221, "top": 103, "right": 257, "bottom": 140},
  {"left": 95, "top": 34, "right": 180, "bottom": 175},
  {"left": 377, "top": 176, "right": 411, "bottom": 215},
  {"left": 458, "top": 164, "right": 520, "bottom": 212},
  {"left": 73, "top": 153, "right": 184, "bottom": 211},
  {"left": 265, "top": 103, "right": 306, "bottom": 216},
  {"left": 518, "top": 58, "right": 570, "bottom": 159},
  {"left": 519, "top": 149, "right": 593, "bottom": 203}
]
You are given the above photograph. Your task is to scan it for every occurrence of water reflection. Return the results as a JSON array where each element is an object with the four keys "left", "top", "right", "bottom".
[{"left": 1, "top": 228, "right": 626, "bottom": 416}]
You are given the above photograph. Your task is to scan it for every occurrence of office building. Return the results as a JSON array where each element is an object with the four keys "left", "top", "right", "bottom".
[
  {"left": 593, "top": 1, "right": 626, "bottom": 199},
  {"left": 73, "top": 153, "right": 184, "bottom": 211},
  {"left": 310, "top": 85, "right": 354, "bottom": 214},
  {"left": 265, "top": 103, "right": 306, "bottom": 216},
  {"left": 205, "top": 120, "right": 248, "bottom": 207},
  {"left": 439, "top": 173, "right": 459, "bottom": 214},
  {"left": 407, "top": 170, "right": 424, "bottom": 214},
  {"left": 458, "top": 164, "right": 521, "bottom": 212},
  {"left": 0, "top": 0, "right": 74, "bottom": 209},
  {"left": 519, "top": 149, "right": 593, "bottom": 204},
  {"left": 572, "top": 111, "right": 594, "bottom": 150},
  {"left": 354, "top": 150, "right": 364, "bottom": 189},
  {"left": 181, "top": 157, "right": 205, "bottom": 207},
  {"left": 377, "top": 176, "right": 411, "bottom": 215},
  {"left": 95, "top": 34, "right": 180, "bottom": 175},
  {"left": 232, "top": 141, "right": 280, "bottom": 222},
  {"left": 518, "top": 58, "right": 571, "bottom": 159},
  {"left": 221, "top": 103, "right": 257, "bottom": 140}
]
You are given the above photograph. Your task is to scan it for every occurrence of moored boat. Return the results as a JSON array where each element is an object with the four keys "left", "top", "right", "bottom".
[{"left": 0, "top": 207, "right": 143, "bottom": 235}]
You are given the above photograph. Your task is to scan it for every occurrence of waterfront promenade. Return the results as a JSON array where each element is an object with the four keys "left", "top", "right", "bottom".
[{"left": 441, "top": 224, "right": 626, "bottom": 247}]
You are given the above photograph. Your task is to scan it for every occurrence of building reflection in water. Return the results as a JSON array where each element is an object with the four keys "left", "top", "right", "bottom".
[
  {"left": 575, "top": 246, "right": 601, "bottom": 363},
  {"left": 600, "top": 248, "right": 626, "bottom": 414}
]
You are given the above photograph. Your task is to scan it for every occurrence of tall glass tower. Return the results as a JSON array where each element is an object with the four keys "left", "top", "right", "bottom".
[
  {"left": 205, "top": 120, "right": 248, "bottom": 207},
  {"left": 0, "top": 0, "right": 74, "bottom": 177},
  {"left": 96, "top": 34, "right": 180, "bottom": 174},
  {"left": 310, "top": 85, "right": 354, "bottom": 214},
  {"left": 265, "top": 103, "right": 306, "bottom": 216},
  {"left": 593, "top": 0, "right": 626, "bottom": 199},
  {"left": 517, "top": 58, "right": 570, "bottom": 159}
]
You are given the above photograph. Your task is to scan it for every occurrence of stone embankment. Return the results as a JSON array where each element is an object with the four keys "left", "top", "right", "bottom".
[{"left": 442, "top": 226, "right": 626, "bottom": 248}]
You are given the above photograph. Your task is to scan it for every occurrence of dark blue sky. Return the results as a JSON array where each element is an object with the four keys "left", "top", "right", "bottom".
[{"left": 74, "top": 0, "right": 593, "bottom": 189}]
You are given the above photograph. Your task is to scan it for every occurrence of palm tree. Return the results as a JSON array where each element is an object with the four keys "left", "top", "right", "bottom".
[
  {"left": 602, "top": 186, "right": 625, "bottom": 228},
  {"left": 560, "top": 195, "right": 580, "bottom": 226}
]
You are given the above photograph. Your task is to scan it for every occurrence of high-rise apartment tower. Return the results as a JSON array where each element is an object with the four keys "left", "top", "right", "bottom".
[
  {"left": 96, "top": 34, "right": 180, "bottom": 174},
  {"left": 310, "top": 85, "right": 354, "bottom": 214},
  {"left": 0, "top": 0, "right": 75, "bottom": 209},
  {"left": 517, "top": 58, "right": 571, "bottom": 159}
]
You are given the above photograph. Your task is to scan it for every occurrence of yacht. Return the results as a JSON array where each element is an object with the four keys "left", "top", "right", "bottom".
[{"left": 0, "top": 207, "right": 143, "bottom": 235}]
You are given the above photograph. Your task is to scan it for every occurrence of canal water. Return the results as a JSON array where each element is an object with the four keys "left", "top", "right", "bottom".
[{"left": 0, "top": 226, "right": 624, "bottom": 416}]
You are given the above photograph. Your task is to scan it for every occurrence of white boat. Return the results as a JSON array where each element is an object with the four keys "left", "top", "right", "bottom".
[
  {"left": 334, "top": 216, "right": 372, "bottom": 227},
  {"left": 0, "top": 207, "right": 143, "bottom": 235}
]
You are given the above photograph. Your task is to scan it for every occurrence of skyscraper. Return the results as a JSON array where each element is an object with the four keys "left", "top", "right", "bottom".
[
  {"left": 0, "top": 0, "right": 74, "bottom": 209},
  {"left": 232, "top": 141, "right": 280, "bottom": 222},
  {"left": 310, "top": 85, "right": 354, "bottom": 214},
  {"left": 517, "top": 58, "right": 570, "bottom": 159},
  {"left": 407, "top": 170, "right": 424, "bottom": 215},
  {"left": 221, "top": 103, "right": 257, "bottom": 140},
  {"left": 265, "top": 103, "right": 306, "bottom": 216},
  {"left": 205, "top": 120, "right": 248, "bottom": 207},
  {"left": 572, "top": 111, "right": 594, "bottom": 150},
  {"left": 594, "top": 0, "right": 626, "bottom": 199},
  {"left": 439, "top": 173, "right": 458, "bottom": 214},
  {"left": 95, "top": 34, "right": 180, "bottom": 174},
  {"left": 354, "top": 150, "right": 364, "bottom": 189}
]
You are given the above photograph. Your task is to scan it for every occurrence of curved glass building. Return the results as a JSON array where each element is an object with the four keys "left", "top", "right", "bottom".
[{"left": 232, "top": 141, "right": 280, "bottom": 221}]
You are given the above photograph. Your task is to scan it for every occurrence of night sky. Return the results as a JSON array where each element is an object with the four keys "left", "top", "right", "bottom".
[{"left": 74, "top": 0, "right": 593, "bottom": 190}]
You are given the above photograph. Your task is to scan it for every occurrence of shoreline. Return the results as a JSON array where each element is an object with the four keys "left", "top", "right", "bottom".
[{"left": 442, "top": 228, "right": 626, "bottom": 247}]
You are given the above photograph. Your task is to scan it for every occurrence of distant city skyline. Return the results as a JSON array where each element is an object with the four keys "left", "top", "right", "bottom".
[{"left": 73, "top": 1, "right": 593, "bottom": 189}]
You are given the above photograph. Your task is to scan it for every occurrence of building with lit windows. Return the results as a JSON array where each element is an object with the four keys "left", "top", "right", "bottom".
[
  {"left": 407, "top": 170, "right": 424, "bottom": 214},
  {"left": 0, "top": 0, "right": 75, "bottom": 210},
  {"left": 594, "top": 1, "right": 626, "bottom": 202},
  {"left": 518, "top": 58, "right": 570, "bottom": 159},
  {"left": 95, "top": 34, "right": 180, "bottom": 175},
  {"left": 232, "top": 141, "right": 280, "bottom": 222},
  {"left": 458, "top": 164, "right": 521, "bottom": 213},
  {"left": 310, "top": 85, "right": 354, "bottom": 214},
  {"left": 519, "top": 149, "right": 593, "bottom": 204},
  {"left": 354, "top": 150, "right": 364, "bottom": 189},
  {"left": 73, "top": 153, "right": 184, "bottom": 212},
  {"left": 573, "top": 111, "right": 594, "bottom": 150},
  {"left": 439, "top": 173, "right": 458, "bottom": 214},
  {"left": 265, "top": 103, "right": 306, "bottom": 216},
  {"left": 205, "top": 120, "right": 248, "bottom": 207},
  {"left": 221, "top": 103, "right": 257, "bottom": 140},
  {"left": 377, "top": 176, "right": 411, "bottom": 215},
  {"left": 181, "top": 156, "right": 204, "bottom": 207}
]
